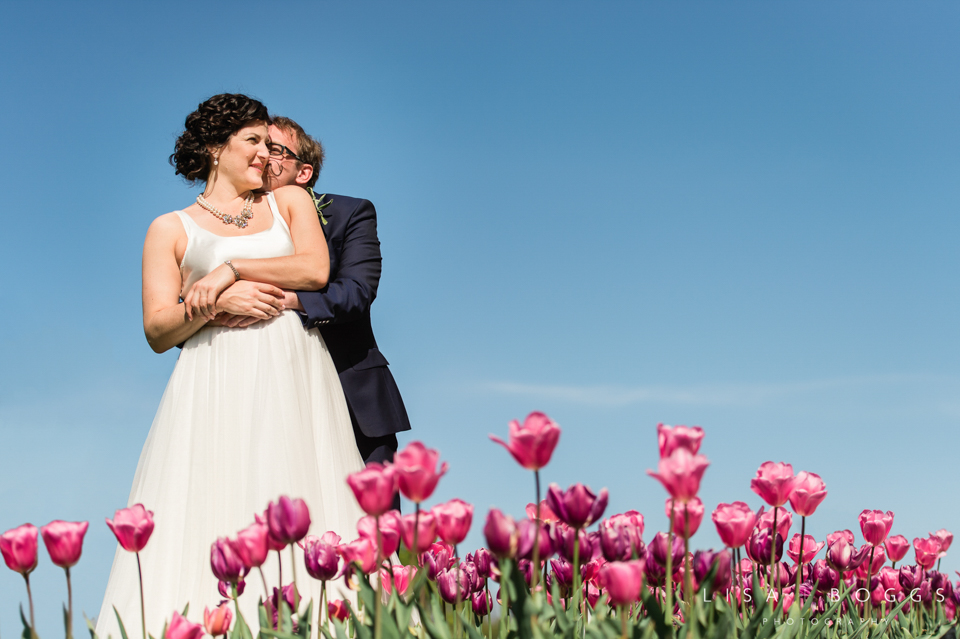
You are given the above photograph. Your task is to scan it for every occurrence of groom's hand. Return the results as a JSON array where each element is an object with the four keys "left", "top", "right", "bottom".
[{"left": 215, "top": 281, "right": 285, "bottom": 319}]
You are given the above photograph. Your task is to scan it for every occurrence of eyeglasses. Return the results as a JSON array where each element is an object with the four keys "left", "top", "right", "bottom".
[{"left": 267, "top": 142, "right": 303, "bottom": 163}]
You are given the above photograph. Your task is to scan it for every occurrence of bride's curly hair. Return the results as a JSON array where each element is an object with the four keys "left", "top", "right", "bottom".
[{"left": 170, "top": 93, "right": 271, "bottom": 183}]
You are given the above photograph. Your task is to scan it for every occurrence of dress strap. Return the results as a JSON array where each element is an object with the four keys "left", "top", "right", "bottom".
[
  {"left": 173, "top": 210, "right": 196, "bottom": 240},
  {"left": 265, "top": 191, "right": 292, "bottom": 236}
]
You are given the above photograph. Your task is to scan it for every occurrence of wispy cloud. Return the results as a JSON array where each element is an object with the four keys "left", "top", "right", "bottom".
[{"left": 481, "top": 374, "right": 960, "bottom": 407}]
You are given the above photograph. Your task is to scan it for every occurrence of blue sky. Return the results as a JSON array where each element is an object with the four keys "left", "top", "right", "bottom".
[{"left": 0, "top": 1, "right": 958, "bottom": 634}]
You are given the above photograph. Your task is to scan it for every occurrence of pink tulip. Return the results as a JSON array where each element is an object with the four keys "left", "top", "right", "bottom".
[
  {"left": 211, "top": 537, "right": 246, "bottom": 583},
  {"left": 106, "top": 504, "right": 154, "bottom": 553},
  {"left": 432, "top": 499, "right": 474, "bottom": 546},
  {"left": 666, "top": 497, "right": 703, "bottom": 538},
  {"left": 657, "top": 423, "right": 705, "bottom": 458},
  {"left": 203, "top": 603, "right": 233, "bottom": 636},
  {"left": 711, "top": 502, "right": 757, "bottom": 549},
  {"left": 266, "top": 496, "right": 311, "bottom": 545},
  {"left": 329, "top": 599, "right": 350, "bottom": 622},
  {"left": 0, "top": 524, "right": 38, "bottom": 575},
  {"left": 235, "top": 521, "right": 270, "bottom": 568},
  {"left": 859, "top": 510, "right": 894, "bottom": 547},
  {"left": 401, "top": 511, "right": 438, "bottom": 554},
  {"left": 165, "top": 612, "right": 204, "bottom": 639},
  {"left": 423, "top": 542, "right": 456, "bottom": 579},
  {"left": 854, "top": 545, "right": 886, "bottom": 578},
  {"left": 38, "top": 520, "right": 87, "bottom": 569},
  {"left": 489, "top": 411, "right": 561, "bottom": 471},
  {"left": 525, "top": 501, "right": 559, "bottom": 523},
  {"left": 646, "top": 448, "right": 709, "bottom": 503},
  {"left": 914, "top": 536, "right": 941, "bottom": 570},
  {"left": 788, "top": 471, "right": 827, "bottom": 516},
  {"left": 827, "top": 529, "right": 855, "bottom": 547},
  {"left": 546, "top": 483, "right": 609, "bottom": 530},
  {"left": 255, "top": 512, "right": 287, "bottom": 552},
  {"left": 304, "top": 535, "right": 340, "bottom": 581},
  {"left": 878, "top": 566, "right": 901, "bottom": 594},
  {"left": 787, "top": 534, "right": 824, "bottom": 564},
  {"left": 599, "top": 560, "right": 644, "bottom": 606},
  {"left": 338, "top": 537, "right": 378, "bottom": 574},
  {"left": 218, "top": 579, "right": 245, "bottom": 599},
  {"left": 750, "top": 462, "right": 795, "bottom": 507},
  {"left": 347, "top": 463, "right": 398, "bottom": 516},
  {"left": 885, "top": 535, "right": 910, "bottom": 563},
  {"left": 599, "top": 513, "right": 645, "bottom": 562},
  {"left": 758, "top": 507, "right": 792, "bottom": 542},
  {"left": 381, "top": 564, "right": 416, "bottom": 596},
  {"left": 932, "top": 529, "right": 953, "bottom": 556},
  {"left": 483, "top": 509, "right": 518, "bottom": 559},
  {"left": 358, "top": 511, "right": 402, "bottom": 557},
  {"left": 392, "top": 442, "right": 449, "bottom": 503}
]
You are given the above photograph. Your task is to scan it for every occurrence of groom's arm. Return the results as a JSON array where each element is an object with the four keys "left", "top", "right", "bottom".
[{"left": 295, "top": 198, "right": 382, "bottom": 327}]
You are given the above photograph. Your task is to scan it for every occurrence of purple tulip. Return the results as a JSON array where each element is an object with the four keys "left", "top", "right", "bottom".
[
  {"left": 599, "top": 515, "right": 645, "bottom": 562},
  {"left": 649, "top": 531, "right": 684, "bottom": 568},
  {"left": 483, "top": 509, "right": 518, "bottom": 559},
  {"left": 472, "top": 591, "right": 492, "bottom": 616},
  {"left": 437, "top": 568, "right": 460, "bottom": 603},
  {"left": 552, "top": 523, "right": 591, "bottom": 563},
  {"left": 545, "top": 483, "right": 608, "bottom": 530},
  {"left": 423, "top": 542, "right": 456, "bottom": 580},
  {"left": 218, "top": 579, "right": 245, "bottom": 599},
  {"left": 266, "top": 496, "right": 311, "bottom": 546},
  {"left": 518, "top": 519, "right": 555, "bottom": 561},
  {"left": 550, "top": 557, "right": 574, "bottom": 588},
  {"left": 467, "top": 548, "right": 493, "bottom": 580},
  {"left": 304, "top": 536, "right": 340, "bottom": 581},
  {"left": 899, "top": 564, "right": 925, "bottom": 591},
  {"left": 746, "top": 528, "right": 783, "bottom": 565},
  {"left": 694, "top": 549, "right": 732, "bottom": 595},
  {"left": 826, "top": 536, "right": 870, "bottom": 572},
  {"left": 812, "top": 559, "right": 839, "bottom": 592},
  {"left": 211, "top": 537, "right": 246, "bottom": 584},
  {"left": 458, "top": 561, "right": 482, "bottom": 594}
]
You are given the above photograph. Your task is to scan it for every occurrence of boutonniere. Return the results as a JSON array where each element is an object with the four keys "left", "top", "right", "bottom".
[{"left": 307, "top": 187, "right": 332, "bottom": 226}]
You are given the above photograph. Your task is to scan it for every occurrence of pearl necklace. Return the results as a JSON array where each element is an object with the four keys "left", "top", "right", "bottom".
[{"left": 196, "top": 193, "right": 255, "bottom": 228}]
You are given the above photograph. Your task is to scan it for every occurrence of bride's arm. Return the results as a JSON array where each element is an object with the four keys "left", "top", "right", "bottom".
[
  {"left": 141, "top": 214, "right": 212, "bottom": 353},
  {"left": 182, "top": 186, "right": 330, "bottom": 320}
]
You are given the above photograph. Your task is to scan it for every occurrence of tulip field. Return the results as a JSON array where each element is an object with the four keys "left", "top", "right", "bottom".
[{"left": 2, "top": 414, "right": 958, "bottom": 639}]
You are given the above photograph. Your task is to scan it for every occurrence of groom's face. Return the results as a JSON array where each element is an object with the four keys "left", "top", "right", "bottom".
[{"left": 264, "top": 125, "right": 311, "bottom": 191}]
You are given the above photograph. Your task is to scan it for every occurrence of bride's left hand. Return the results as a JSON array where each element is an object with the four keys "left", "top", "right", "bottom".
[{"left": 183, "top": 264, "right": 235, "bottom": 321}]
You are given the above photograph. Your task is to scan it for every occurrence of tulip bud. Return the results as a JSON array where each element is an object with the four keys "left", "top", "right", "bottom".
[
  {"left": 211, "top": 537, "right": 246, "bottom": 584},
  {"left": 859, "top": 510, "right": 894, "bottom": 547},
  {"left": 600, "top": 515, "right": 644, "bottom": 562},
  {"left": 757, "top": 507, "right": 793, "bottom": 542},
  {"left": 518, "top": 519, "right": 555, "bottom": 560},
  {"left": 40, "top": 520, "right": 88, "bottom": 569},
  {"left": 483, "top": 509, "right": 518, "bottom": 559},
  {"left": 666, "top": 497, "right": 704, "bottom": 539},
  {"left": 347, "top": 463, "right": 398, "bottom": 516},
  {"left": 165, "top": 612, "right": 204, "bottom": 639},
  {"left": 467, "top": 548, "right": 493, "bottom": 579},
  {"left": 885, "top": 535, "right": 910, "bottom": 563},
  {"left": 546, "top": 483, "right": 609, "bottom": 530},
  {"left": 266, "top": 496, "right": 311, "bottom": 546},
  {"left": 746, "top": 528, "right": 783, "bottom": 565},
  {"left": 550, "top": 557, "right": 574, "bottom": 588},
  {"left": 459, "top": 561, "right": 482, "bottom": 594},
  {"left": 218, "top": 579, "right": 245, "bottom": 599},
  {"left": 437, "top": 567, "right": 460, "bottom": 603},
  {"left": 235, "top": 521, "right": 270, "bottom": 569},
  {"left": 489, "top": 412, "right": 561, "bottom": 471},
  {"left": 203, "top": 603, "right": 233, "bottom": 636},
  {"left": 472, "top": 591, "right": 492, "bottom": 616},
  {"left": 599, "top": 560, "right": 644, "bottom": 606},
  {"left": 812, "top": 559, "right": 839, "bottom": 592},
  {"left": 392, "top": 442, "right": 448, "bottom": 503},
  {"left": 382, "top": 565, "right": 416, "bottom": 596},
  {"left": 433, "top": 499, "right": 474, "bottom": 546},
  {"left": 0, "top": 524, "right": 38, "bottom": 576},
  {"left": 649, "top": 531, "right": 684, "bottom": 568},
  {"left": 304, "top": 536, "right": 340, "bottom": 581},
  {"left": 106, "top": 504, "right": 154, "bottom": 553}
]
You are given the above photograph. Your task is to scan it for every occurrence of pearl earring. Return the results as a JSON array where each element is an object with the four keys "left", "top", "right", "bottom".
[{"left": 214, "top": 159, "right": 219, "bottom": 166}]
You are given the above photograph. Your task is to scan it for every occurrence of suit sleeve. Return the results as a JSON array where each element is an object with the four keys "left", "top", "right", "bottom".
[{"left": 296, "top": 199, "right": 382, "bottom": 327}]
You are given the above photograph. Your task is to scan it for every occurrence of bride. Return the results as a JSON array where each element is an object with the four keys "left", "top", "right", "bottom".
[{"left": 96, "top": 94, "right": 367, "bottom": 637}]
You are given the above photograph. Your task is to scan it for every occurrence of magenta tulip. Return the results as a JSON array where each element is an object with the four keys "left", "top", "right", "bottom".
[
  {"left": 826, "top": 536, "right": 869, "bottom": 571},
  {"left": 218, "top": 579, "right": 245, "bottom": 599},
  {"left": 432, "top": 499, "right": 474, "bottom": 546},
  {"left": 854, "top": 544, "right": 886, "bottom": 578},
  {"left": 211, "top": 537, "right": 246, "bottom": 583},
  {"left": 914, "top": 536, "right": 941, "bottom": 570},
  {"left": 39, "top": 520, "right": 88, "bottom": 569},
  {"left": 381, "top": 564, "right": 416, "bottom": 596},
  {"left": 437, "top": 567, "right": 461, "bottom": 604},
  {"left": 599, "top": 560, "right": 644, "bottom": 606},
  {"left": 787, "top": 534, "right": 824, "bottom": 564},
  {"left": 932, "top": 529, "right": 953, "bottom": 555},
  {"left": 885, "top": 535, "right": 910, "bottom": 563},
  {"left": 338, "top": 537, "right": 378, "bottom": 574},
  {"left": 0, "top": 524, "right": 38, "bottom": 575},
  {"left": 347, "top": 463, "right": 398, "bottom": 516},
  {"left": 358, "top": 511, "right": 402, "bottom": 557},
  {"left": 304, "top": 535, "right": 340, "bottom": 581},
  {"left": 266, "top": 496, "right": 311, "bottom": 545},
  {"left": 472, "top": 591, "right": 493, "bottom": 616},
  {"left": 423, "top": 542, "right": 456, "bottom": 580},
  {"left": 235, "top": 521, "right": 270, "bottom": 568},
  {"left": 859, "top": 510, "right": 894, "bottom": 546},
  {"left": 329, "top": 599, "right": 350, "bottom": 622},
  {"left": 546, "top": 482, "right": 609, "bottom": 530},
  {"left": 489, "top": 411, "right": 561, "bottom": 471},
  {"left": 758, "top": 507, "right": 793, "bottom": 542},
  {"left": 750, "top": 462, "right": 796, "bottom": 507},
  {"left": 255, "top": 512, "right": 287, "bottom": 552},
  {"left": 599, "top": 514, "right": 645, "bottom": 562},
  {"left": 483, "top": 509, "right": 518, "bottom": 559},
  {"left": 711, "top": 502, "right": 757, "bottom": 549},
  {"left": 467, "top": 548, "right": 493, "bottom": 579},
  {"left": 106, "top": 504, "right": 154, "bottom": 553},
  {"left": 401, "top": 511, "right": 438, "bottom": 554},
  {"left": 526, "top": 500, "right": 559, "bottom": 523},
  {"left": 648, "top": 531, "right": 685, "bottom": 568},
  {"left": 203, "top": 603, "right": 233, "bottom": 636},
  {"left": 392, "top": 442, "right": 449, "bottom": 503},
  {"left": 788, "top": 471, "right": 828, "bottom": 516},
  {"left": 657, "top": 423, "right": 705, "bottom": 458},
  {"left": 879, "top": 566, "right": 901, "bottom": 594},
  {"left": 647, "top": 448, "right": 709, "bottom": 503},
  {"left": 165, "top": 611, "right": 204, "bottom": 639},
  {"left": 666, "top": 497, "right": 704, "bottom": 539},
  {"left": 827, "top": 529, "right": 855, "bottom": 547}
]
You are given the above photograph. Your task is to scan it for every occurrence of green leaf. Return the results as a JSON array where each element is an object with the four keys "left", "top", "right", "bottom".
[
  {"left": 279, "top": 599, "right": 294, "bottom": 634},
  {"left": 258, "top": 598, "right": 270, "bottom": 635},
  {"left": 297, "top": 600, "right": 313, "bottom": 639},
  {"left": 639, "top": 586, "right": 673, "bottom": 639},
  {"left": 64, "top": 604, "right": 71, "bottom": 639},
  {"left": 422, "top": 597, "right": 452, "bottom": 639},
  {"left": 234, "top": 608, "right": 254, "bottom": 639},
  {"left": 83, "top": 613, "right": 98, "bottom": 639},
  {"left": 112, "top": 606, "right": 130, "bottom": 639}
]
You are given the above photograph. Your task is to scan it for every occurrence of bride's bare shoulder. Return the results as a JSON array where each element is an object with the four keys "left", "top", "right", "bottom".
[{"left": 145, "top": 211, "right": 188, "bottom": 244}]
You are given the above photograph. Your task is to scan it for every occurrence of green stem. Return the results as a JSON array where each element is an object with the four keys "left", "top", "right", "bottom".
[
  {"left": 665, "top": 500, "right": 675, "bottom": 624},
  {"left": 232, "top": 583, "right": 241, "bottom": 633},
  {"left": 864, "top": 546, "right": 876, "bottom": 619},
  {"left": 455, "top": 544, "right": 462, "bottom": 639},
  {"left": 24, "top": 573, "right": 37, "bottom": 639},
  {"left": 290, "top": 545, "right": 301, "bottom": 613},
  {"left": 66, "top": 567, "right": 74, "bottom": 639},
  {"left": 736, "top": 547, "right": 747, "bottom": 625},
  {"left": 136, "top": 553, "right": 146, "bottom": 639},
  {"left": 532, "top": 470, "right": 541, "bottom": 591},
  {"left": 500, "top": 560, "right": 510, "bottom": 639},
  {"left": 768, "top": 507, "right": 778, "bottom": 599},
  {"left": 683, "top": 504, "right": 692, "bottom": 613},
  {"left": 795, "top": 517, "right": 806, "bottom": 593},
  {"left": 375, "top": 516, "right": 383, "bottom": 639},
  {"left": 620, "top": 605, "right": 627, "bottom": 639}
]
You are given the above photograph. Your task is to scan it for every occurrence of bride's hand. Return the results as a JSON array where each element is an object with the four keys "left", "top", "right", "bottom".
[
  {"left": 183, "top": 264, "right": 236, "bottom": 321},
  {"left": 215, "top": 281, "right": 286, "bottom": 319}
]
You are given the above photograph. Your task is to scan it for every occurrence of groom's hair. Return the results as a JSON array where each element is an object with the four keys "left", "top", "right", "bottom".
[{"left": 271, "top": 116, "right": 324, "bottom": 189}]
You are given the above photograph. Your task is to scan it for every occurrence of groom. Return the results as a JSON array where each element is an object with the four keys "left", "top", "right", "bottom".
[{"left": 219, "top": 116, "right": 411, "bottom": 469}]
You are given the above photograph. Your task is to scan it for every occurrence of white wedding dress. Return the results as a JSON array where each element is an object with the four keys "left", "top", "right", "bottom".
[{"left": 96, "top": 192, "right": 368, "bottom": 638}]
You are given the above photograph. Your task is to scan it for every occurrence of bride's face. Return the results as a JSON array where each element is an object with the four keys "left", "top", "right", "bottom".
[{"left": 213, "top": 122, "right": 269, "bottom": 191}]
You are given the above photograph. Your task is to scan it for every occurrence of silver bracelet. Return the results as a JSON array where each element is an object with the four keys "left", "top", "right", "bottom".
[{"left": 224, "top": 260, "right": 241, "bottom": 281}]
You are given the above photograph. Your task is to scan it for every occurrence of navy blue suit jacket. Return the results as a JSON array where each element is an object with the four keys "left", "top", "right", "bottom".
[{"left": 296, "top": 193, "right": 411, "bottom": 439}]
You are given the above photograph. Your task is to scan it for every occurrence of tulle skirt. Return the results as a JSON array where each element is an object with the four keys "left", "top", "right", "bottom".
[{"left": 96, "top": 311, "right": 367, "bottom": 637}]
